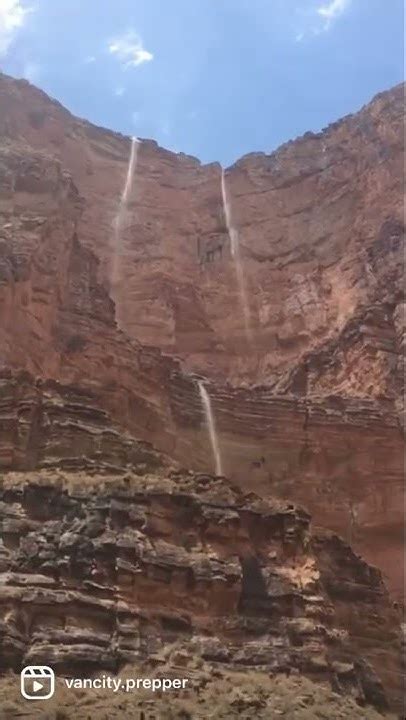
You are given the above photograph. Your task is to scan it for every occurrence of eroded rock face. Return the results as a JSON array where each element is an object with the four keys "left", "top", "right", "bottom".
[
  {"left": 0, "top": 73, "right": 404, "bottom": 713},
  {"left": 1, "top": 367, "right": 403, "bottom": 599},
  {"left": 0, "top": 471, "right": 402, "bottom": 712},
  {"left": 0, "top": 377, "right": 403, "bottom": 713},
  {"left": 0, "top": 370, "right": 166, "bottom": 474},
  {"left": 0, "top": 100, "right": 403, "bottom": 583},
  {"left": 0, "top": 75, "right": 403, "bottom": 388}
]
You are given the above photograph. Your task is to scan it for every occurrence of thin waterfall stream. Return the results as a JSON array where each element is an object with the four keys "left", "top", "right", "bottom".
[
  {"left": 111, "top": 136, "right": 139, "bottom": 287},
  {"left": 221, "top": 168, "right": 252, "bottom": 343},
  {"left": 198, "top": 380, "right": 223, "bottom": 476}
]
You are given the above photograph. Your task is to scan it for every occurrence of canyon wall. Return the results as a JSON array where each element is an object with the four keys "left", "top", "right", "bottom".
[
  {"left": 0, "top": 73, "right": 403, "bottom": 601},
  {"left": 0, "top": 74, "right": 403, "bottom": 387},
  {"left": 0, "top": 375, "right": 403, "bottom": 712}
]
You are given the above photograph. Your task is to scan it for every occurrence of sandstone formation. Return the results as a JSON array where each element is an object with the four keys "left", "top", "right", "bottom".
[
  {"left": 0, "top": 369, "right": 403, "bottom": 600},
  {"left": 1, "top": 471, "right": 396, "bottom": 698},
  {"left": 0, "top": 74, "right": 403, "bottom": 386},
  {"left": 0, "top": 384, "right": 402, "bottom": 711},
  {"left": 0, "top": 72, "right": 404, "bottom": 716},
  {"left": 0, "top": 371, "right": 403, "bottom": 715},
  {"left": 0, "top": 75, "right": 403, "bottom": 594}
]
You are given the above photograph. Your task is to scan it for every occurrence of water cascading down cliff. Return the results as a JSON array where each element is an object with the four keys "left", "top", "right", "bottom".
[
  {"left": 111, "top": 136, "right": 140, "bottom": 297},
  {"left": 198, "top": 380, "right": 223, "bottom": 476},
  {"left": 112, "top": 137, "right": 225, "bottom": 478},
  {"left": 221, "top": 168, "right": 253, "bottom": 343}
]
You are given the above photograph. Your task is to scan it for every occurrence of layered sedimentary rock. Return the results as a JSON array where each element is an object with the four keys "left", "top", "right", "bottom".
[
  {"left": 169, "top": 374, "right": 404, "bottom": 597},
  {"left": 0, "top": 360, "right": 403, "bottom": 599},
  {"left": 0, "top": 74, "right": 403, "bottom": 388},
  {"left": 0, "top": 366, "right": 169, "bottom": 475},
  {"left": 0, "top": 472, "right": 402, "bottom": 711},
  {"left": 0, "top": 374, "right": 403, "bottom": 714},
  {"left": 0, "top": 73, "right": 404, "bottom": 715},
  {"left": 0, "top": 76, "right": 404, "bottom": 593}
]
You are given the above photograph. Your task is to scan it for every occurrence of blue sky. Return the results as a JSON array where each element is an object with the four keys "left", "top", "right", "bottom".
[{"left": 0, "top": 0, "right": 404, "bottom": 165}]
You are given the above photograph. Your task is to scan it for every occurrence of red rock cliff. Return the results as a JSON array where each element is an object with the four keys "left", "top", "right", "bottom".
[
  {"left": 0, "top": 74, "right": 404, "bottom": 603},
  {"left": 0, "top": 371, "right": 403, "bottom": 714}
]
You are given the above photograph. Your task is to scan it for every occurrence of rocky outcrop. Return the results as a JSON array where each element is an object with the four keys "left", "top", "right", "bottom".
[
  {"left": 0, "top": 470, "right": 402, "bottom": 712},
  {"left": 1, "top": 368, "right": 403, "bottom": 598},
  {"left": 0, "top": 370, "right": 166, "bottom": 474},
  {"left": 169, "top": 372, "right": 404, "bottom": 598},
  {"left": 0, "top": 375, "right": 403, "bottom": 713}
]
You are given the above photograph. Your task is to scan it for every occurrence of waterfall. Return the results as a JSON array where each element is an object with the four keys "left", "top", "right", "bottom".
[
  {"left": 220, "top": 169, "right": 252, "bottom": 342},
  {"left": 198, "top": 381, "right": 223, "bottom": 476},
  {"left": 121, "top": 136, "right": 138, "bottom": 207},
  {"left": 111, "top": 136, "right": 139, "bottom": 286}
]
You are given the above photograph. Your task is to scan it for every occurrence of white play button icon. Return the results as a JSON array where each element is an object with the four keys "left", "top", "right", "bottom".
[{"left": 21, "top": 666, "right": 55, "bottom": 700}]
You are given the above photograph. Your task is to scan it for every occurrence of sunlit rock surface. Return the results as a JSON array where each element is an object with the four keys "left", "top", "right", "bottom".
[
  {"left": 0, "top": 372, "right": 403, "bottom": 714},
  {"left": 0, "top": 73, "right": 404, "bottom": 715},
  {"left": 0, "top": 76, "right": 403, "bottom": 592},
  {"left": 0, "top": 74, "right": 403, "bottom": 388}
]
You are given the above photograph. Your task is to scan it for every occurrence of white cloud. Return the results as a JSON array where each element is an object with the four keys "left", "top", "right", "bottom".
[
  {"left": 84, "top": 55, "right": 96, "bottom": 64},
  {"left": 131, "top": 111, "right": 140, "bottom": 126},
  {"left": 108, "top": 30, "right": 153, "bottom": 69},
  {"left": 114, "top": 86, "right": 126, "bottom": 97},
  {"left": 0, "top": 0, "right": 32, "bottom": 55},
  {"left": 317, "top": 0, "right": 350, "bottom": 28},
  {"left": 295, "top": 0, "right": 351, "bottom": 39}
]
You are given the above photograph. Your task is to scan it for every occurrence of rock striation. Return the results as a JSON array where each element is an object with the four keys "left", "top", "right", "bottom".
[
  {"left": 0, "top": 74, "right": 403, "bottom": 387},
  {"left": 0, "top": 73, "right": 404, "bottom": 716},
  {"left": 0, "top": 363, "right": 403, "bottom": 598},
  {"left": 0, "top": 470, "right": 402, "bottom": 712},
  {"left": 0, "top": 374, "right": 403, "bottom": 714},
  {"left": 0, "top": 75, "right": 404, "bottom": 595}
]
